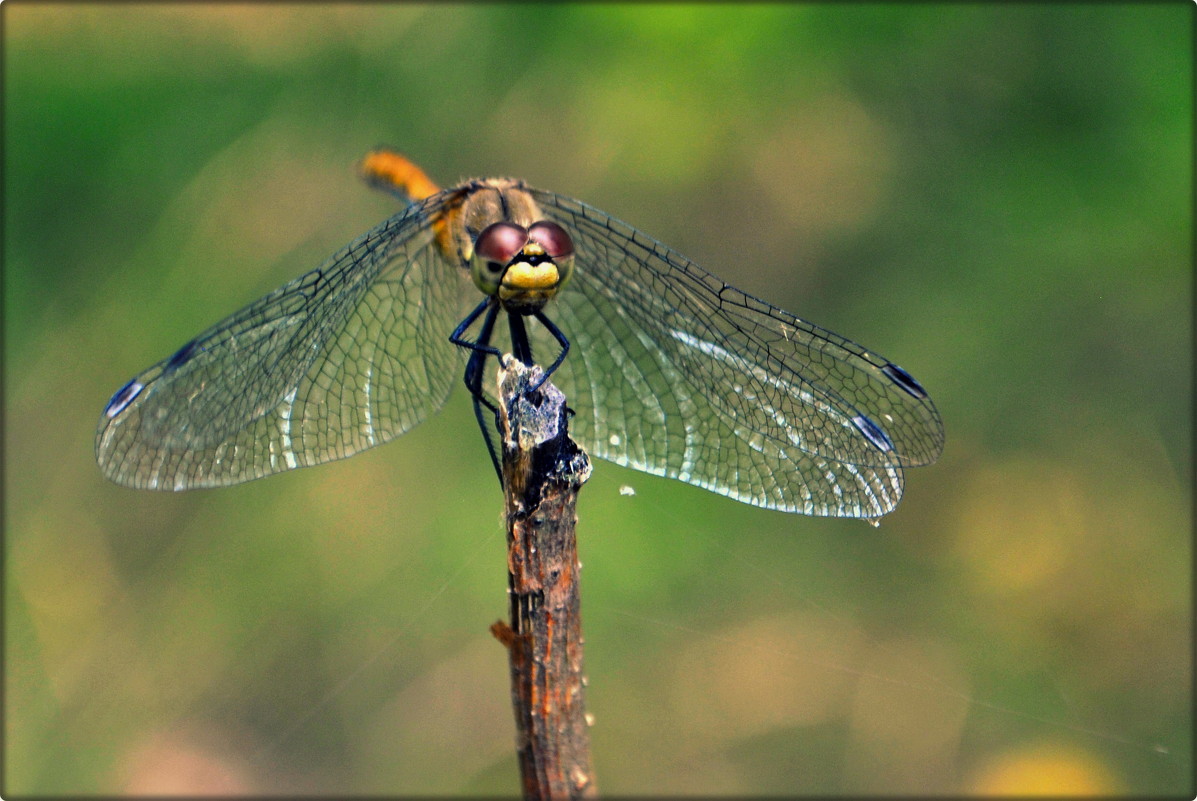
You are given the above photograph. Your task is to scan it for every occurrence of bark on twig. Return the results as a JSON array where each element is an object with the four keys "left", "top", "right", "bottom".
[{"left": 492, "top": 355, "right": 596, "bottom": 800}]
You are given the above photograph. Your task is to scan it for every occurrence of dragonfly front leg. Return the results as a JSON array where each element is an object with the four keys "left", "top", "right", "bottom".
[
  {"left": 529, "top": 310, "right": 570, "bottom": 393},
  {"left": 451, "top": 298, "right": 504, "bottom": 481}
]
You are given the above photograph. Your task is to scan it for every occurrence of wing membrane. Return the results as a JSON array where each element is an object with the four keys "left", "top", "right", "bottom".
[
  {"left": 96, "top": 195, "right": 468, "bottom": 489},
  {"left": 529, "top": 190, "right": 944, "bottom": 517},
  {"left": 96, "top": 170, "right": 942, "bottom": 515}
]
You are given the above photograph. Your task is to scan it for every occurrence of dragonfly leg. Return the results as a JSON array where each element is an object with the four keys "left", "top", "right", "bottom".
[
  {"left": 466, "top": 351, "right": 502, "bottom": 482},
  {"left": 453, "top": 298, "right": 504, "bottom": 481},
  {"left": 451, "top": 297, "right": 502, "bottom": 356},
  {"left": 528, "top": 310, "right": 570, "bottom": 392}
]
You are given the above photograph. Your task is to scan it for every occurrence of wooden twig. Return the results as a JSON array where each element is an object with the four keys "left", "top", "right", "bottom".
[{"left": 492, "top": 355, "right": 597, "bottom": 800}]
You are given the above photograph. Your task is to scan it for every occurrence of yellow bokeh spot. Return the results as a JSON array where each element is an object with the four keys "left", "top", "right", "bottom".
[{"left": 968, "top": 744, "right": 1120, "bottom": 795}]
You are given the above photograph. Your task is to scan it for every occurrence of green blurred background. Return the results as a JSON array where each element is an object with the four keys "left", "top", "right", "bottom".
[{"left": 4, "top": 3, "right": 1191, "bottom": 796}]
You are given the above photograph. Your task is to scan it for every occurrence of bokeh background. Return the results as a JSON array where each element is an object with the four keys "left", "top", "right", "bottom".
[{"left": 5, "top": 3, "right": 1191, "bottom": 796}]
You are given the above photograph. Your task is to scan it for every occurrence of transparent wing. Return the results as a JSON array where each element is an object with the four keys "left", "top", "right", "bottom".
[
  {"left": 96, "top": 193, "right": 469, "bottom": 490},
  {"left": 528, "top": 190, "right": 945, "bottom": 517}
]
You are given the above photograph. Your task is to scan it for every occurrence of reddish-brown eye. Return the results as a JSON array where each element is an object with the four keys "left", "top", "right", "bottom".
[
  {"left": 528, "top": 220, "right": 574, "bottom": 259},
  {"left": 474, "top": 222, "right": 528, "bottom": 265}
]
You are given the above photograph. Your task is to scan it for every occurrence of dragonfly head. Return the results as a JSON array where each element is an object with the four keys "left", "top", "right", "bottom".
[{"left": 469, "top": 220, "right": 575, "bottom": 314}]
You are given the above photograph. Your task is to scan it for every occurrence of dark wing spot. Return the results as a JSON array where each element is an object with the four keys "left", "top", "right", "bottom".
[
  {"left": 104, "top": 378, "right": 144, "bottom": 419},
  {"left": 882, "top": 362, "right": 928, "bottom": 400},
  {"left": 165, "top": 339, "right": 202, "bottom": 372},
  {"left": 852, "top": 413, "right": 894, "bottom": 453}
]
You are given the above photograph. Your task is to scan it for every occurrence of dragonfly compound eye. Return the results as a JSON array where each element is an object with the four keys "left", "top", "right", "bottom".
[
  {"left": 471, "top": 222, "right": 528, "bottom": 296},
  {"left": 527, "top": 221, "right": 575, "bottom": 259},
  {"left": 474, "top": 222, "right": 528, "bottom": 267},
  {"left": 525, "top": 220, "right": 575, "bottom": 291}
]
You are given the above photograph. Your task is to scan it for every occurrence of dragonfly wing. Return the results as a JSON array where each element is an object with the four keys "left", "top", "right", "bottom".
[
  {"left": 96, "top": 195, "right": 468, "bottom": 490},
  {"left": 529, "top": 190, "right": 944, "bottom": 517}
]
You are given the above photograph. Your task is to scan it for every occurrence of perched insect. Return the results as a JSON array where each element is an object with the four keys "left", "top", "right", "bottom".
[{"left": 97, "top": 149, "right": 943, "bottom": 517}]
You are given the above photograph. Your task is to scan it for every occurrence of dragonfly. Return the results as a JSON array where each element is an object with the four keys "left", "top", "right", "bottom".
[{"left": 96, "top": 149, "right": 943, "bottom": 517}]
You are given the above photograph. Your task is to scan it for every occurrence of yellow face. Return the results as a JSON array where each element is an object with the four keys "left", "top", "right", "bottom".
[{"left": 451, "top": 182, "right": 575, "bottom": 314}]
